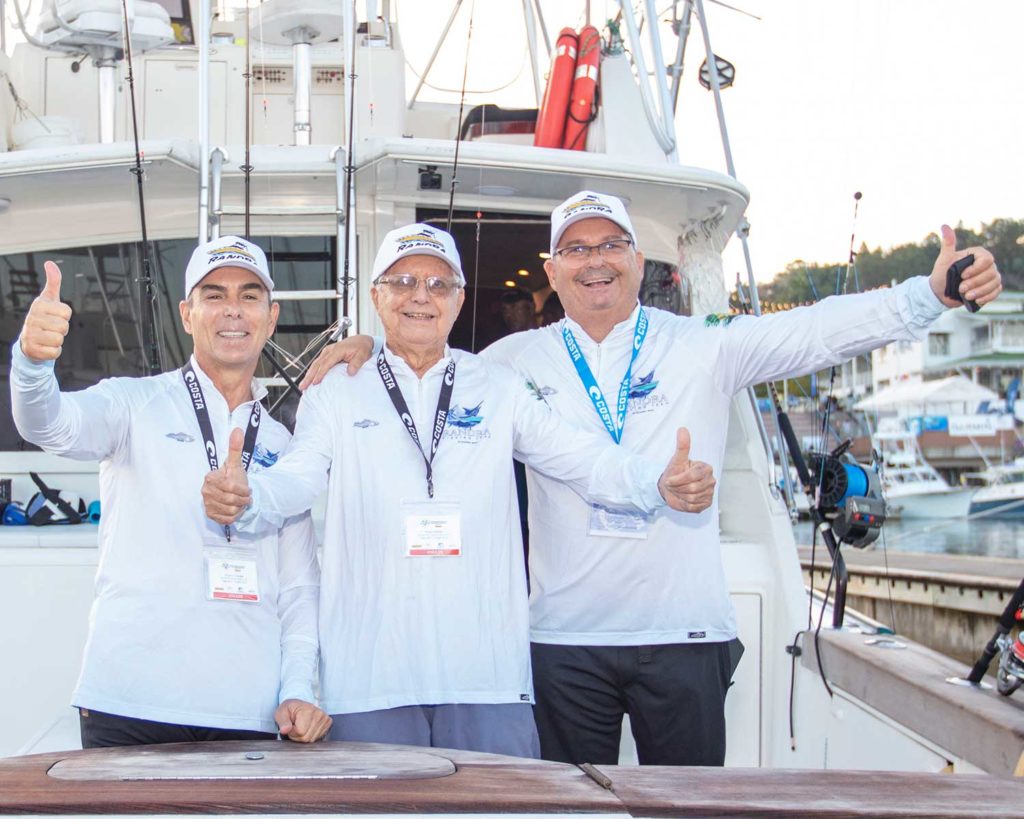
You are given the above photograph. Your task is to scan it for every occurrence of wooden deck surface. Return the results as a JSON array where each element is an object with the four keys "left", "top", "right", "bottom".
[{"left": 2, "top": 741, "right": 1024, "bottom": 817}]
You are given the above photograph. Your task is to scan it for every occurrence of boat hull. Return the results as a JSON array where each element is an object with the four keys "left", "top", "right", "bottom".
[
  {"left": 885, "top": 488, "right": 974, "bottom": 519},
  {"left": 970, "top": 497, "right": 1024, "bottom": 518}
]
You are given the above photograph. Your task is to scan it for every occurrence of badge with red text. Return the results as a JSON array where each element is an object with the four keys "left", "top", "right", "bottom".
[
  {"left": 402, "top": 499, "right": 462, "bottom": 557},
  {"left": 204, "top": 538, "right": 260, "bottom": 602}
]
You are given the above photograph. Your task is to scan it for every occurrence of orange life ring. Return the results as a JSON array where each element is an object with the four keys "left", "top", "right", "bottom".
[
  {"left": 562, "top": 25, "right": 600, "bottom": 151},
  {"left": 533, "top": 27, "right": 578, "bottom": 148}
]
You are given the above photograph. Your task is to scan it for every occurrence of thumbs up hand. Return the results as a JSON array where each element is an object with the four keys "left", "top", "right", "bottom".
[
  {"left": 658, "top": 427, "right": 717, "bottom": 513},
  {"left": 21, "top": 261, "right": 73, "bottom": 362},
  {"left": 929, "top": 224, "right": 1002, "bottom": 309},
  {"left": 202, "top": 428, "right": 252, "bottom": 524}
]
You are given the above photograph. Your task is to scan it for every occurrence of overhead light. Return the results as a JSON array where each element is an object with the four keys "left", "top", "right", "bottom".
[
  {"left": 517, "top": 269, "right": 529, "bottom": 277},
  {"left": 0, "top": 198, "right": 11, "bottom": 213},
  {"left": 503, "top": 280, "right": 516, "bottom": 288},
  {"left": 538, "top": 252, "right": 551, "bottom": 260}
]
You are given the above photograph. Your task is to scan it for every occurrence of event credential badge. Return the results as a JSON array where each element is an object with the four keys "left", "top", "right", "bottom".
[
  {"left": 204, "top": 536, "right": 260, "bottom": 602},
  {"left": 402, "top": 499, "right": 462, "bottom": 557},
  {"left": 588, "top": 503, "right": 649, "bottom": 540}
]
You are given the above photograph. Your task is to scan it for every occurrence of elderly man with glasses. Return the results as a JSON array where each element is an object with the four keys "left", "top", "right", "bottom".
[{"left": 201, "top": 223, "right": 717, "bottom": 757}]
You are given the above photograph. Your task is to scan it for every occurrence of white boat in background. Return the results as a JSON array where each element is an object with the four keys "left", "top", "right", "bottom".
[
  {"left": 873, "top": 419, "right": 974, "bottom": 519},
  {"left": 964, "top": 459, "right": 1024, "bottom": 518}
]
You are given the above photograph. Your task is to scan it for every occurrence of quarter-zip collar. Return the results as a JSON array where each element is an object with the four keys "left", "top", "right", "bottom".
[
  {"left": 562, "top": 302, "right": 643, "bottom": 350},
  {"left": 382, "top": 343, "right": 454, "bottom": 381},
  {"left": 187, "top": 354, "right": 267, "bottom": 410}
]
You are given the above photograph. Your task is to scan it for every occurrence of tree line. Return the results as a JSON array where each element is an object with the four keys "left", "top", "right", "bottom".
[{"left": 750, "top": 218, "right": 1024, "bottom": 306}]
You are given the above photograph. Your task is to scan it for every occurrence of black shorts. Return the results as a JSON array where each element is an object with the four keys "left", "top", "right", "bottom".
[{"left": 78, "top": 708, "right": 277, "bottom": 748}]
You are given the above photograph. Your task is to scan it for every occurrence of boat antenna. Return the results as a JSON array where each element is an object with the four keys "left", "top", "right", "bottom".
[
  {"left": 243, "top": 1, "right": 253, "bottom": 239},
  {"left": 839, "top": 191, "right": 862, "bottom": 295},
  {"left": 120, "top": 0, "right": 161, "bottom": 375},
  {"left": 446, "top": 0, "right": 475, "bottom": 232}
]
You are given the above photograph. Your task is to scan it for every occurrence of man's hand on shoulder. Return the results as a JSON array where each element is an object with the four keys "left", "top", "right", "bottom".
[
  {"left": 299, "top": 335, "right": 376, "bottom": 390},
  {"left": 929, "top": 224, "right": 1001, "bottom": 309},
  {"left": 21, "top": 261, "right": 73, "bottom": 363},
  {"left": 275, "top": 698, "right": 333, "bottom": 743},
  {"left": 657, "top": 427, "right": 717, "bottom": 513},
  {"left": 202, "top": 428, "right": 252, "bottom": 524}
]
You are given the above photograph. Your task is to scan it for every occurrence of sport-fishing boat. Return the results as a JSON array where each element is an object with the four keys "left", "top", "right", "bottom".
[
  {"left": 873, "top": 419, "right": 975, "bottom": 520},
  {"left": 964, "top": 459, "right": 1024, "bottom": 519},
  {"left": 1, "top": 1, "right": 1023, "bottom": 816}
]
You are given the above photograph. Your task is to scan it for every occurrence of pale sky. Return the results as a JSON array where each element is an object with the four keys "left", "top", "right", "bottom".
[{"left": 401, "top": 0, "right": 1024, "bottom": 282}]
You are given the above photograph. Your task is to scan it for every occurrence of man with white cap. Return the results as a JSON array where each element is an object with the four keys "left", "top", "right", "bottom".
[
  {"left": 483, "top": 190, "right": 1002, "bottom": 766},
  {"left": 11, "top": 236, "right": 331, "bottom": 748},
  {"left": 300, "top": 192, "right": 1003, "bottom": 766},
  {"left": 202, "top": 223, "right": 716, "bottom": 757}
]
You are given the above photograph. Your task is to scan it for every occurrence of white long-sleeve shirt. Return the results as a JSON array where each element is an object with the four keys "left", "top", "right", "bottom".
[
  {"left": 10, "top": 346, "right": 320, "bottom": 733},
  {"left": 482, "top": 276, "right": 946, "bottom": 646},
  {"left": 242, "top": 346, "right": 666, "bottom": 715}
]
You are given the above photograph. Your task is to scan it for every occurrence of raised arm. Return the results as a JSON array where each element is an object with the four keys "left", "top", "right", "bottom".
[
  {"left": 713, "top": 227, "right": 1000, "bottom": 395},
  {"left": 298, "top": 335, "right": 377, "bottom": 390},
  {"left": 11, "top": 261, "right": 128, "bottom": 460}
]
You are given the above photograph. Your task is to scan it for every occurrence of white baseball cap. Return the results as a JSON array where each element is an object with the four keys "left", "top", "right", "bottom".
[
  {"left": 372, "top": 223, "right": 465, "bottom": 286},
  {"left": 185, "top": 236, "right": 273, "bottom": 296},
  {"left": 550, "top": 190, "right": 638, "bottom": 254}
]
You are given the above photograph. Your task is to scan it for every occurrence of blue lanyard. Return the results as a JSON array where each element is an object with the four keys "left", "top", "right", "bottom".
[{"left": 562, "top": 308, "right": 648, "bottom": 444}]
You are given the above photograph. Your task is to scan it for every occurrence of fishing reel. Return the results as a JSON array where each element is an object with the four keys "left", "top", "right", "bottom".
[{"left": 806, "top": 441, "right": 886, "bottom": 549}]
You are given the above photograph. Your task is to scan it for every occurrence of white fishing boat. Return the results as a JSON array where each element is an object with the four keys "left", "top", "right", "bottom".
[
  {"left": 964, "top": 458, "right": 1024, "bottom": 518},
  {"left": 0, "top": 1, "right": 1022, "bottom": 815},
  {"left": 873, "top": 419, "right": 974, "bottom": 519}
]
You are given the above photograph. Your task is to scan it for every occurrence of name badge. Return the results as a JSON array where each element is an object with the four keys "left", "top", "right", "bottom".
[
  {"left": 588, "top": 503, "right": 649, "bottom": 540},
  {"left": 204, "top": 538, "right": 260, "bottom": 602},
  {"left": 402, "top": 499, "right": 462, "bottom": 557}
]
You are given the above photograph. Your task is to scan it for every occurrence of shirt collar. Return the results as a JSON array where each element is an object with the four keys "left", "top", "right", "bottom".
[
  {"left": 562, "top": 301, "right": 643, "bottom": 346},
  {"left": 382, "top": 343, "right": 454, "bottom": 378},
  {"left": 188, "top": 354, "right": 267, "bottom": 404}
]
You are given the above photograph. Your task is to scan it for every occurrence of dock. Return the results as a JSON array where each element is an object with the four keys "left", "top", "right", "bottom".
[{"left": 800, "top": 546, "right": 1024, "bottom": 667}]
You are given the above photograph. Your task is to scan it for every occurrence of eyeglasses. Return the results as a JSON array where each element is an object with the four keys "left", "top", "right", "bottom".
[
  {"left": 554, "top": 239, "right": 634, "bottom": 267},
  {"left": 376, "top": 274, "right": 462, "bottom": 296}
]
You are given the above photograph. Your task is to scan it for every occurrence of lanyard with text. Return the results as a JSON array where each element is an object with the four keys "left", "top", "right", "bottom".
[
  {"left": 562, "top": 308, "right": 648, "bottom": 444},
  {"left": 182, "top": 363, "right": 261, "bottom": 541},
  {"left": 377, "top": 350, "right": 455, "bottom": 499}
]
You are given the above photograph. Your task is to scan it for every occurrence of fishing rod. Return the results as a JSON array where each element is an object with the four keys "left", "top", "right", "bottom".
[
  {"left": 242, "top": 1, "right": 253, "bottom": 239},
  {"left": 446, "top": 0, "right": 475, "bottom": 232},
  {"left": 120, "top": 0, "right": 161, "bottom": 375},
  {"left": 339, "top": 0, "right": 358, "bottom": 337},
  {"left": 439, "top": 0, "right": 482, "bottom": 352}
]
